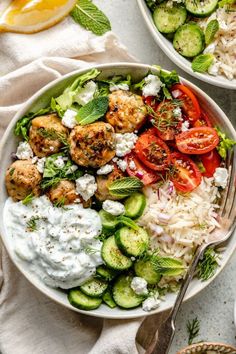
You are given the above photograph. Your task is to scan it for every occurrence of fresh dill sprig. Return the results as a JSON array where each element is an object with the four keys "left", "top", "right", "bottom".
[
  {"left": 197, "top": 248, "right": 219, "bottom": 281},
  {"left": 84, "top": 246, "right": 100, "bottom": 255},
  {"left": 26, "top": 216, "right": 41, "bottom": 232},
  {"left": 22, "top": 193, "right": 35, "bottom": 205},
  {"left": 187, "top": 317, "right": 200, "bottom": 345},
  {"left": 40, "top": 177, "right": 62, "bottom": 190},
  {"left": 53, "top": 197, "right": 66, "bottom": 208},
  {"left": 37, "top": 128, "right": 69, "bottom": 150},
  {"left": 146, "top": 100, "right": 182, "bottom": 132}
]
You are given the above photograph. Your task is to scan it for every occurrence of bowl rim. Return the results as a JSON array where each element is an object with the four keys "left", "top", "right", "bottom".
[
  {"left": 1, "top": 62, "right": 236, "bottom": 319},
  {"left": 137, "top": 0, "right": 236, "bottom": 90},
  {"left": 177, "top": 341, "right": 236, "bottom": 354}
]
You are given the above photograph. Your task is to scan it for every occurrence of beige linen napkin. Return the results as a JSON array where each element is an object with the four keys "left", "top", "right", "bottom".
[{"left": 0, "top": 17, "right": 148, "bottom": 353}]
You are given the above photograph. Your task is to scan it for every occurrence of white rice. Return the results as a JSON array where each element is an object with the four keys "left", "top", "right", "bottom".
[
  {"left": 198, "top": 6, "right": 236, "bottom": 80},
  {"left": 139, "top": 178, "right": 221, "bottom": 277}
]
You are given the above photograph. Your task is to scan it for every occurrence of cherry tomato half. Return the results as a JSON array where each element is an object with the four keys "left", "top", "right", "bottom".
[
  {"left": 176, "top": 127, "right": 219, "bottom": 155},
  {"left": 125, "top": 152, "right": 160, "bottom": 185},
  {"left": 171, "top": 84, "right": 201, "bottom": 122},
  {"left": 152, "top": 100, "right": 182, "bottom": 141},
  {"left": 170, "top": 152, "right": 202, "bottom": 193},
  {"left": 201, "top": 149, "right": 221, "bottom": 177},
  {"left": 193, "top": 111, "right": 212, "bottom": 128},
  {"left": 135, "top": 129, "right": 171, "bottom": 171}
]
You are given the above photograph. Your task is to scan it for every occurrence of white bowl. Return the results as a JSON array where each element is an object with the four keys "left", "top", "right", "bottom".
[
  {"left": 0, "top": 63, "right": 236, "bottom": 319},
  {"left": 137, "top": 0, "right": 236, "bottom": 90}
]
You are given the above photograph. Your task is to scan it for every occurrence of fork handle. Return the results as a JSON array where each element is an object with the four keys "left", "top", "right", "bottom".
[{"left": 145, "top": 244, "right": 207, "bottom": 354}]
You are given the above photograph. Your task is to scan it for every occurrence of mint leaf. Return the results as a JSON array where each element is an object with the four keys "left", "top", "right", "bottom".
[
  {"left": 205, "top": 19, "right": 219, "bottom": 45},
  {"left": 76, "top": 96, "right": 109, "bottom": 125},
  {"left": 191, "top": 54, "right": 215, "bottom": 73},
  {"left": 109, "top": 177, "right": 144, "bottom": 198},
  {"left": 152, "top": 256, "right": 185, "bottom": 276},
  {"left": 14, "top": 107, "right": 51, "bottom": 140},
  {"left": 71, "top": 0, "right": 111, "bottom": 36},
  {"left": 215, "top": 127, "right": 236, "bottom": 159}
]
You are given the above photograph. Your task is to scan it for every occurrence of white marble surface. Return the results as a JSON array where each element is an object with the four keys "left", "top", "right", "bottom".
[{"left": 95, "top": 0, "right": 236, "bottom": 352}]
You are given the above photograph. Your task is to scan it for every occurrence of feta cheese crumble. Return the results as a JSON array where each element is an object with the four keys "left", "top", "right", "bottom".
[
  {"left": 173, "top": 107, "right": 182, "bottom": 120},
  {"left": 129, "top": 160, "right": 136, "bottom": 170},
  {"left": 131, "top": 277, "right": 148, "bottom": 296},
  {"left": 75, "top": 174, "right": 97, "bottom": 201},
  {"left": 36, "top": 157, "right": 46, "bottom": 174},
  {"left": 115, "top": 133, "right": 138, "bottom": 157},
  {"left": 142, "top": 294, "right": 161, "bottom": 312},
  {"left": 213, "top": 167, "right": 228, "bottom": 189},
  {"left": 102, "top": 200, "right": 125, "bottom": 216},
  {"left": 16, "top": 142, "right": 33, "bottom": 160},
  {"left": 110, "top": 83, "right": 129, "bottom": 92},
  {"left": 65, "top": 165, "right": 78, "bottom": 175},
  {"left": 62, "top": 109, "right": 77, "bottom": 129},
  {"left": 117, "top": 159, "right": 128, "bottom": 172},
  {"left": 208, "top": 59, "right": 221, "bottom": 76},
  {"left": 54, "top": 156, "right": 65, "bottom": 169},
  {"left": 97, "top": 164, "right": 114, "bottom": 175},
  {"left": 75, "top": 81, "right": 97, "bottom": 106},
  {"left": 181, "top": 120, "right": 190, "bottom": 132},
  {"left": 142, "top": 74, "right": 164, "bottom": 97}
]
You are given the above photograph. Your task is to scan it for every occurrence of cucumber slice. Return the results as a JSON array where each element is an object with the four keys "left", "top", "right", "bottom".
[
  {"left": 115, "top": 227, "right": 149, "bottom": 257},
  {"left": 102, "top": 289, "right": 117, "bottom": 308},
  {"left": 102, "top": 236, "right": 133, "bottom": 270},
  {"left": 124, "top": 192, "right": 146, "bottom": 219},
  {"left": 68, "top": 289, "right": 102, "bottom": 310},
  {"left": 112, "top": 275, "right": 144, "bottom": 309},
  {"left": 96, "top": 265, "right": 117, "bottom": 281},
  {"left": 99, "top": 210, "right": 118, "bottom": 230},
  {"left": 134, "top": 259, "right": 161, "bottom": 285},
  {"left": 173, "top": 23, "right": 205, "bottom": 58},
  {"left": 185, "top": 0, "right": 218, "bottom": 17},
  {"left": 153, "top": 4, "right": 187, "bottom": 34},
  {"left": 80, "top": 278, "right": 108, "bottom": 298}
]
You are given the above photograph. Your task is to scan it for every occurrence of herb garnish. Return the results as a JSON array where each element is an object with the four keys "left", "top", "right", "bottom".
[
  {"left": 215, "top": 127, "right": 236, "bottom": 160},
  {"left": 191, "top": 54, "right": 215, "bottom": 73},
  {"left": 151, "top": 255, "right": 185, "bottom": 276},
  {"left": 26, "top": 216, "right": 41, "bottom": 232},
  {"left": 108, "top": 177, "right": 144, "bottom": 198},
  {"left": 205, "top": 19, "right": 219, "bottom": 45},
  {"left": 70, "top": 0, "right": 111, "bottom": 36},
  {"left": 22, "top": 193, "right": 35, "bottom": 205},
  {"left": 187, "top": 317, "right": 200, "bottom": 345},
  {"left": 76, "top": 96, "right": 109, "bottom": 125},
  {"left": 37, "top": 128, "right": 69, "bottom": 151},
  {"left": 197, "top": 247, "right": 219, "bottom": 281}
]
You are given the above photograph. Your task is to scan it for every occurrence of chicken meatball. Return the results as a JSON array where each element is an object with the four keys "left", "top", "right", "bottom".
[
  {"left": 5, "top": 160, "right": 42, "bottom": 201},
  {"left": 29, "top": 114, "right": 69, "bottom": 157},
  {"left": 105, "top": 90, "right": 147, "bottom": 133},
  {"left": 69, "top": 122, "right": 116, "bottom": 168},
  {"left": 95, "top": 164, "right": 125, "bottom": 201},
  {"left": 47, "top": 180, "right": 91, "bottom": 208}
]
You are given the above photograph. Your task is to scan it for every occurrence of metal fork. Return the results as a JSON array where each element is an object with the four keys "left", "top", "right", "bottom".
[{"left": 144, "top": 148, "right": 236, "bottom": 354}]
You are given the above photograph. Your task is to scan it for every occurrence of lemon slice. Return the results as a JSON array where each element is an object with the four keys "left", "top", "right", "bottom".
[{"left": 0, "top": 0, "right": 77, "bottom": 34}]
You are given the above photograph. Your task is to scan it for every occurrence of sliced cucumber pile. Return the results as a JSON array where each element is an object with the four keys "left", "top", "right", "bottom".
[
  {"left": 153, "top": 4, "right": 187, "bottom": 34},
  {"left": 150, "top": 0, "right": 219, "bottom": 68},
  {"left": 67, "top": 192, "right": 164, "bottom": 312},
  {"left": 115, "top": 226, "right": 149, "bottom": 257},
  {"left": 112, "top": 275, "right": 145, "bottom": 309},
  {"left": 173, "top": 23, "right": 205, "bottom": 58},
  {"left": 185, "top": 0, "right": 218, "bottom": 17}
]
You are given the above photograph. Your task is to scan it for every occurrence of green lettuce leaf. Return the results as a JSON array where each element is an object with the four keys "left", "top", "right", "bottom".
[{"left": 215, "top": 127, "right": 236, "bottom": 159}]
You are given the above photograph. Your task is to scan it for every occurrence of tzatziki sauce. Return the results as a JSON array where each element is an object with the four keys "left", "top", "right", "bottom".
[{"left": 4, "top": 196, "right": 103, "bottom": 289}]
